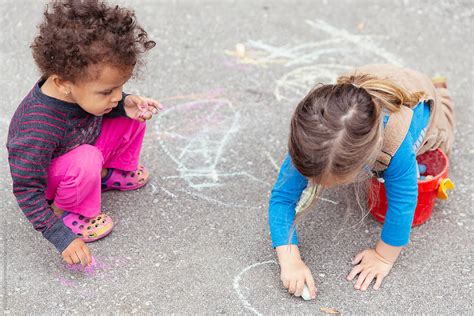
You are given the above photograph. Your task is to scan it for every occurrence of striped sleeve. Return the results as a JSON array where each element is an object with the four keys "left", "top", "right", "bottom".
[{"left": 7, "top": 104, "right": 77, "bottom": 252}]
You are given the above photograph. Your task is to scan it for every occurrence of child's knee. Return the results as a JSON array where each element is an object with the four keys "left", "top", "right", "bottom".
[
  {"left": 75, "top": 144, "right": 103, "bottom": 166},
  {"left": 52, "top": 145, "right": 103, "bottom": 212},
  {"left": 65, "top": 145, "right": 104, "bottom": 181}
]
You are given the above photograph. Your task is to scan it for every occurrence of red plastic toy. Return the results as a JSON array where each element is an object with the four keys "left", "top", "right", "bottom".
[{"left": 368, "top": 148, "right": 454, "bottom": 226}]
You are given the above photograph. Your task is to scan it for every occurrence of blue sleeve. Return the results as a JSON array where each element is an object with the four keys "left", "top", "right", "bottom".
[
  {"left": 268, "top": 154, "right": 308, "bottom": 248},
  {"left": 380, "top": 134, "right": 418, "bottom": 246}
]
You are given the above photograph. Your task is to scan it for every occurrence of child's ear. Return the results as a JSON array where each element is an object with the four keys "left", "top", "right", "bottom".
[{"left": 51, "top": 75, "right": 73, "bottom": 96}]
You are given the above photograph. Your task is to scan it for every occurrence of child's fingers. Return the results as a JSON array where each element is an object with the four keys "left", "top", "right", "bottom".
[
  {"left": 128, "top": 95, "right": 142, "bottom": 107},
  {"left": 373, "top": 274, "right": 384, "bottom": 290},
  {"left": 143, "top": 111, "right": 153, "bottom": 120},
  {"left": 288, "top": 279, "right": 297, "bottom": 294},
  {"left": 352, "top": 252, "right": 364, "bottom": 265},
  {"left": 82, "top": 245, "right": 92, "bottom": 265},
  {"left": 137, "top": 110, "right": 153, "bottom": 121},
  {"left": 147, "top": 105, "right": 159, "bottom": 114},
  {"left": 71, "top": 252, "right": 81, "bottom": 264},
  {"left": 140, "top": 101, "right": 149, "bottom": 111},
  {"left": 281, "top": 277, "right": 290, "bottom": 289},
  {"left": 75, "top": 249, "right": 88, "bottom": 267},
  {"left": 354, "top": 270, "right": 369, "bottom": 290},
  {"left": 347, "top": 264, "right": 363, "bottom": 281},
  {"left": 63, "top": 255, "right": 73, "bottom": 265},
  {"left": 146, "top": 99, "right": 163, "bottom": 111},
  {"left": 360, "top": 272, "right": 376, "bottom": 291},
  {"left": 305, "top": 274, "right": 317, "bottom": 298},
  {"left": 294, "top": 279, "right": 304, "bottom": 297}
]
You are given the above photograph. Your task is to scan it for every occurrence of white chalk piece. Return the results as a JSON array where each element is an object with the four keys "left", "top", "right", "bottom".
[
  {"left": 301, "top": 284, "right": 311, "bottom": 301},
  {"left": 236, "top": 43, "right": 246, "bottom": 58}
]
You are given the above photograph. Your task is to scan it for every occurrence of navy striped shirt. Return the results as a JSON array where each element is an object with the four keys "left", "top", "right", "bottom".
[{"left": 7, "top": 80, "right": 127, "bottom": 252}]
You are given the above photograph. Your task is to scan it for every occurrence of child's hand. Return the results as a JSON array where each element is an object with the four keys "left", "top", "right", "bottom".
[
  {"left": 61, "top": 238, "right": 93, "bottom": 267},
  {"left": 276, "top": 245, "right": 317, "bottom": 299},
  {"left": 124, "top": 94, "right": 163, "bottom": 122},
  {"left": 347, "top": 248, "right": 394, "bottom": 291}
]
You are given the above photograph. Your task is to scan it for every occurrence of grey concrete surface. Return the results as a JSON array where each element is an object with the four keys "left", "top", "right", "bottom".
[{"left": 1, "top": 0, "right": 473, "bottom": 314}]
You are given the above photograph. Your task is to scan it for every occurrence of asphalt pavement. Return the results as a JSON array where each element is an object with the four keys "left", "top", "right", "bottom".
[{"left": 0, "top": 0, "right": 472, "bottom": 314}]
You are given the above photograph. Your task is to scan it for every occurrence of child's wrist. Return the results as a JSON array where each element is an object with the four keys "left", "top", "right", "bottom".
[
  {"left": 374, "top": 249, "right": 395, "bottom": 265},
  {"left": 276, "top": 244, "right": 302, "bottom": 263},
  {"left": 375, "top": 240, "right": 402, "bottom": 264}
]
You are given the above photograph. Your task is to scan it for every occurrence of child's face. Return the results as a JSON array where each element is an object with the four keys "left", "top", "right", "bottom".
[{"left": 67, "top": 64, "right": 134, "bottom": 116}]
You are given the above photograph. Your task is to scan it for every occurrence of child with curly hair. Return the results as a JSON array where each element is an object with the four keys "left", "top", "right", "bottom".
[
  {"left": 7, "top": 0, "right": 159, "bottom": 266},
  {"left": 269, "top": 64, "right": 455, "bottom": 299}
]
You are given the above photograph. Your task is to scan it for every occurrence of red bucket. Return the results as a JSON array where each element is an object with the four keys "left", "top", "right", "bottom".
[{"left": 368, "top": 149, "right": 453, "bottom": 226}]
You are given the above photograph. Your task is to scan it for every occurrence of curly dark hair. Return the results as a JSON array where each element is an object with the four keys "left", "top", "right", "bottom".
[{"left": 31, "top": 0, "right": 156, "bottom": 82}]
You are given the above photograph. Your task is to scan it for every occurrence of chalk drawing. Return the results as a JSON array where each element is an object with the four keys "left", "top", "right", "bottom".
[
  {"left": 225, "top": 44, "right": 287, "bottom": 67},
  {"left": 241, "top": 20, "right": 402, "bottom": 68},
  {"left": 54, "top": 255, "right": 131, "bottom": 300},
  {"left": 233, "top": 260, "right": 277, "bottom": 315},
  {"left": 150, "top": 182, "right": 157, "bottom": 194},
  {"left": 151, "top": 95, "right": 271, "bottom": 208},
  {"left": 154, "top": 98, "right": 239, "bottom": 189},
  {"left": 306, "top": 20, "right": 403, "bottom": 66},
  {"left": 160, "top": 186, "right": 177, "bottom": 198},
  {"left": 264, "top": 151, "right": 279, "bottom": 172},
  {"left": 274, "top": 64, "right": 353, "bottom": 102},
  {"left": 228, "top": 19, "right": 404, "bottom": 101}
]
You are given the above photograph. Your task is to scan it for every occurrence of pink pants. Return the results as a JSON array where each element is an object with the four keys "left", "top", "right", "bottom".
[{"left": 45, "top": 117, "right": 146, "bottom": 218}]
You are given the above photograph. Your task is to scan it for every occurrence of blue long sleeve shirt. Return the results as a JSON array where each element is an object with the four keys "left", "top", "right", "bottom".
[{"left": 269, "top": 101, "right": 430, "bottom": 248}]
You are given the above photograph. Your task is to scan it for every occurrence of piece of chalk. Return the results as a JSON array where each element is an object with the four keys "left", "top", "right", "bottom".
[
  {"left": 418, "top": 163, "right": 427, "bottom": 175},
  {"left": 301, "top": 284, "right": 311, "bottom": 301},
  {"left": 235, "top": 43, "right": 246, "bottom": 58}
]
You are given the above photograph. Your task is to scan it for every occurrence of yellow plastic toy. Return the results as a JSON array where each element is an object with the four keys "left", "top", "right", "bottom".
[{"left": 437, "top": 178, "right": 455, "bottom": 200}]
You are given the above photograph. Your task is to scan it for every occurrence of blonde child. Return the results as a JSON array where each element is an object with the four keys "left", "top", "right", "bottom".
[
  {"left": 7, "top": 0, "right": 160, "bottom": 266},
  {"left": 268, "top": 64, "right": 455, "bottom": 299}
]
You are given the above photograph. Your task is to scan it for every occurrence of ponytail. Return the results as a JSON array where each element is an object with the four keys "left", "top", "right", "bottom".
[{"left": 337, "top": 74, "right": 424, "bottom": 113}]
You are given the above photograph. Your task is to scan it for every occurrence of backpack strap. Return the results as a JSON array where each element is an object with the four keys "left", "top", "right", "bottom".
[{"left": 373, "top": 106, "right": 413, "bottom": 173}]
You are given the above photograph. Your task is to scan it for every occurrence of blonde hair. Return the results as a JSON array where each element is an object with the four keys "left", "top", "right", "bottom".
[
  {"left": 337, "top": 74, "right": 424, "bottom": 112},
  {"left": 289, "top": 74, "right": 424, "bottom": 224}
]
